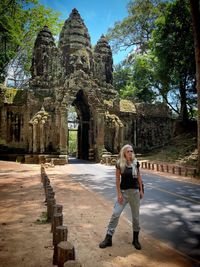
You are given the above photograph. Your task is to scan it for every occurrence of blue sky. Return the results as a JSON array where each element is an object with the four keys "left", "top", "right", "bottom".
[{"left": 39, "top": 0, "right": 130, "bottom": 64}]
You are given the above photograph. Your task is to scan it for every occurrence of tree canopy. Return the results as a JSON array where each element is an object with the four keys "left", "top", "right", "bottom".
[
  {"left": 0, "top": 0, "right": 63, "bottom": 86},
  {"left": 109, "top": 0, "right": 197, "bottom": 121},
  {"left": 107, "top": 0, "right": 166, "bottom": 54}
]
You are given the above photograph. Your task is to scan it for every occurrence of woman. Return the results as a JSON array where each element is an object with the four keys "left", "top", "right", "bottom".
[{"left": 99, "top": 144, "right": 144, "bottom": 250}]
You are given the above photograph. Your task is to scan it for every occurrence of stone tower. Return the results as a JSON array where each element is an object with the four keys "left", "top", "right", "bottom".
[
  {"left": 30, "top": 25, "right": 62, "bottom": 91},
  {"left": 27, "top": 8, "right": 120, "bottom": 162},
  {"left": 94, "top": 34, "right": 113, "bottom": 85},
  {"left": 59, "top": 8, "right": 93, "bottom": 77}
]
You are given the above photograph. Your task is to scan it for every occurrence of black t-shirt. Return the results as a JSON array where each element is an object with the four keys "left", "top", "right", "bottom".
[{"left": 116, "top": 162, "right": 140, "bottom": 190}]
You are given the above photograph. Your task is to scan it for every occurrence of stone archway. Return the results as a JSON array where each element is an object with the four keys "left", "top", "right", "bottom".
[{"left": 72, "top": 89, "right": 91, "bottom": 160}]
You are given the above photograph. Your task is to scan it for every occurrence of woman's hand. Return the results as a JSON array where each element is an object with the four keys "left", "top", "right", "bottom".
[
  {"left": 118, "top": 193, "right": 123, "bottom": 204},
  {"left": 140, "top": 191, "right": 144, "bottom": 199}
]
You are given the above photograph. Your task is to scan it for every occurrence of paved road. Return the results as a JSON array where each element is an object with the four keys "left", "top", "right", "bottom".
[{"left": 67, "top": 158, "right": 200, "bottom": 264}]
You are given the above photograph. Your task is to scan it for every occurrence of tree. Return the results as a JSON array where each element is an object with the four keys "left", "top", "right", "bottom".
[
  {"left": 113, "top": 63, "right": 132, "bottom": 94},
  {"left": 113, "top": 54, "right": 157, "bottom": 103},
  {"left": 0, "top": 0, "right": 62, "bottom": 86},
  {"left": 189, "top": 0, "right": 200, "bottom": 173},
  {"left": 108, "top": 0, "right": 197, "bottom": 122},
  {"left": 106, "top": 0, "right": 167, "bottom": 54},
  {"left": 128, "top": 53, "right": 157, "bottom": 102},
  {"left": 150, "top": 0, "right": 196, "bottom": 122}
]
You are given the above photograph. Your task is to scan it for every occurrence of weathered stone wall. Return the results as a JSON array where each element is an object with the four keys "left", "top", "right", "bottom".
[
  {"left": 104, "top": 100, "right": 173, "bottom": 154},
  {"left": 119, "top": 115, "right": 173, "bottom": 152}
]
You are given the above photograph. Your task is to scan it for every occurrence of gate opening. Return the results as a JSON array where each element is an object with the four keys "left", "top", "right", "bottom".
[{"left": 68, "top": 90, "right": 91, "bottom": 160}]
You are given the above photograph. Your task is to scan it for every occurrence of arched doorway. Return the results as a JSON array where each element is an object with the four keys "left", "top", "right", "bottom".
[{"left": 70, "top": 89, "right": 91, "bottom": 160}]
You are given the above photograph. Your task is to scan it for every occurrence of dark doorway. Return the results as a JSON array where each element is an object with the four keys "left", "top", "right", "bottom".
[{"left": 72, "top": 90, "right": 90, "bottom": 160}]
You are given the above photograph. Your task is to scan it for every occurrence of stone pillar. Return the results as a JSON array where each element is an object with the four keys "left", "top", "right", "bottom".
[
  {"left": 0, "top": 107, "right": 7, "bottom": 143},
  {"left": 54, "top": 106, "right": 60, "bottom": 151},
  {"left": 33, "top": 122, "right": 38, "bottom": 153},
  {"left": 28, "top": 125, "right": 33, "bottom": 153},
  {"left": 133, "top": 119, "right": 137, "bottom": 147},
  {"left": 113, "top": 120, "right": 119, "bottom": 153},
  {"left": 7, "top": 111, "right": 11, "bottom": 142},
  {"left": 40, "top": 120, "right": 45, "bottom": 153},
  {"left": 89, "top": 117, "right": 94, "bottom": 149},
  {"left": 59, "top": 107, "right": 68, "bottom": 154},
  {"left": 95, "top": 111, "right": 105, "bottom": 161},
  {"left": 119, "top": 125, "right": 124, "bottom": 151}
]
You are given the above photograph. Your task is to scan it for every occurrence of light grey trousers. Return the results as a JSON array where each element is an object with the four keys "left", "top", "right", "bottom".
[{"left": 107, "top": 189, "right": 140, "bottom": 236}]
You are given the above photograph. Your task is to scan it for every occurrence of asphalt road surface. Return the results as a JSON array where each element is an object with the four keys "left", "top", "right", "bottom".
[{"left": 67, "top": 158, "right": 200, "bottom": 264}]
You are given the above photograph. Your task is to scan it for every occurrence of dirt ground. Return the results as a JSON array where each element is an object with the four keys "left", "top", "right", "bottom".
[{"left": 0, "top": 160, "right": 199, "bottom": 267}]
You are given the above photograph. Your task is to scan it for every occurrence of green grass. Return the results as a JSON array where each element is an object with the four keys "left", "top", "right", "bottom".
[
  {"left": 34, "top": 212, "right": 48, "bottom": 224},
  {"left": 139, "top": 132, "right": 197, "bottom": 167}
]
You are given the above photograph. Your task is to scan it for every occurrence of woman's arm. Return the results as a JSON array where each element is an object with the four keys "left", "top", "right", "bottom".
[
  {"left": 116, "top": 168, "right": 123, "bottom": 204},
  {"left": 137, "top": 169, "right": 144, "bottom": 199}
]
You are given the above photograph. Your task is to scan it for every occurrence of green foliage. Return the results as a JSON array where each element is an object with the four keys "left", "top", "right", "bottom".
[
  {"left": 108, "top": 0, "right": 168, "bottom": 104},
  {"left": 107, "top": 0, "right": 167, "bottom": 53},
  {"left": 113, "top": 63, "right": 132, "bottom": 93},
  {"left": 68, "top": 106, "right": 78, "bottom": 156},
  {"left": 0, "top": 0, "right": 63, "bottom": 83},
  {"left": 35, "top": 211, "right": 48, "bottom": 224},
  {"left": 68, "top": 131, "right": 77, "bottom": 156},
  {"left": 128, "top": 53, "right": 157, "bottom": 102},
  {"left": 110, "top": 0, "right": 197, "bottom": 120},
  {"left": 113, "top": 53, "right": 157, "bottom": 103},
  {"left": 151, "top": 0, "right": 196, "bottom": 120}
]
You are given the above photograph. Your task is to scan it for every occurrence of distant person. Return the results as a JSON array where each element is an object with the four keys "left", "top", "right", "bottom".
[{"left": 99, "top": 144, "right": 144, "bottom": 250}]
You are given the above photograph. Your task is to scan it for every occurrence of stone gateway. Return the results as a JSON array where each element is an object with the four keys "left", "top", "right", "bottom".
[{"left": 0, "top": 9, "right": 172, "bottom": 164}]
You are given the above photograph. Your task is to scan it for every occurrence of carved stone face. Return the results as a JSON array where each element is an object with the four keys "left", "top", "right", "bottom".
[{"left": 68, "top": 49, "right": 90, "bottom": 73}]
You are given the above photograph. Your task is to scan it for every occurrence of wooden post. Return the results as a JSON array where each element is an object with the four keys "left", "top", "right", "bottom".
[
  {"left": 57, "top": 241, "right": 75, "bottom": 267},
  {"left": 51, "top": 204, "right": 63, "bottom": 232},
  {"left": 44, "top": 185, "right": 51, "bottom": 200},
  {"left": 166, "top": 165, "right": 169, "bottom": 172},
  {"left": 52, "top": 213, "right": 63, "bottom": 241},
  {"left": 53, "top": 225, "right": 68, "bottom": 265},
  {"left": 47, "top": 197, "right": 56, "bottom": 222},
  {"left": 41, "top": 168, "right": 46, "bottom": 183},
  {"left": 193, "top": 168, "right": 197, "bottom": 177},
  {"left": 184, "top": 167, "right": 187, "bottom": 176},
  {"left": 45, "top": 185, "right": 53, "bottom": 199},
  {"left": 53, "top": 204, "right": 63, "bottom": 216},
  {"left": 151, "top": 163, "right": 154, "bottom": 170},
  {"left": 160, "top": 164, "right": 164, "bottom": 172},
  {"left": 41, "top": 165, "right": 45, "bottom": 177},
  {"left": 172, "top": 166, "right": 175, "bottom": 174},
  {"left": 156, "top": 164, "right": 159, "bottom": 171},
  {"left": 64, "top": 260, "right": 82, "bottom": 267},
  {"left": 178, "top": 166, "right": 181, "bottom": 176},
  {"left": 43, "top": 175, "right": 50, "bottom": 188},
  {"left": 47, "top": 191, "right": 55, "bottom": 200}
]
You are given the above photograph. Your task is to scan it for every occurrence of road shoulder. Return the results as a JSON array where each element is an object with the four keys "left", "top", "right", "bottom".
[{"left": 0, "top": 161, "right": 198, "bottom": 267}]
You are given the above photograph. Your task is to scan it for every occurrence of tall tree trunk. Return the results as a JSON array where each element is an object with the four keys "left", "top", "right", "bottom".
[
  {"left": 189, "top": 0, "right": 200, "bottom": 174},
  {"left": 179, "top": 80, "right": 188, "bottom": 123}
]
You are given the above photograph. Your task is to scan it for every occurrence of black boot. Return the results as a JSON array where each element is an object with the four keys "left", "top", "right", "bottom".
[
  {"left": 132, "top": 231, "right": 141, "bottom": 250},
  {"left": 99, "top": 234, "right": 112, "bottom": 248}
]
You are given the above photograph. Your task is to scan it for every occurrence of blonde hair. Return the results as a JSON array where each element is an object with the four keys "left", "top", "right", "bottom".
[{"left": 117, "top": 144, "right": 135, "bottom": 173}]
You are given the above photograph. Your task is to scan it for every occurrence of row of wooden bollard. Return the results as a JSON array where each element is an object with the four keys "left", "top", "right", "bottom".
[
  {"left": 141, "top": 161, "right": 197, "bottom": 177},
  {"left": 41, "top": 165, "right": 82, "bottom": 267}
]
